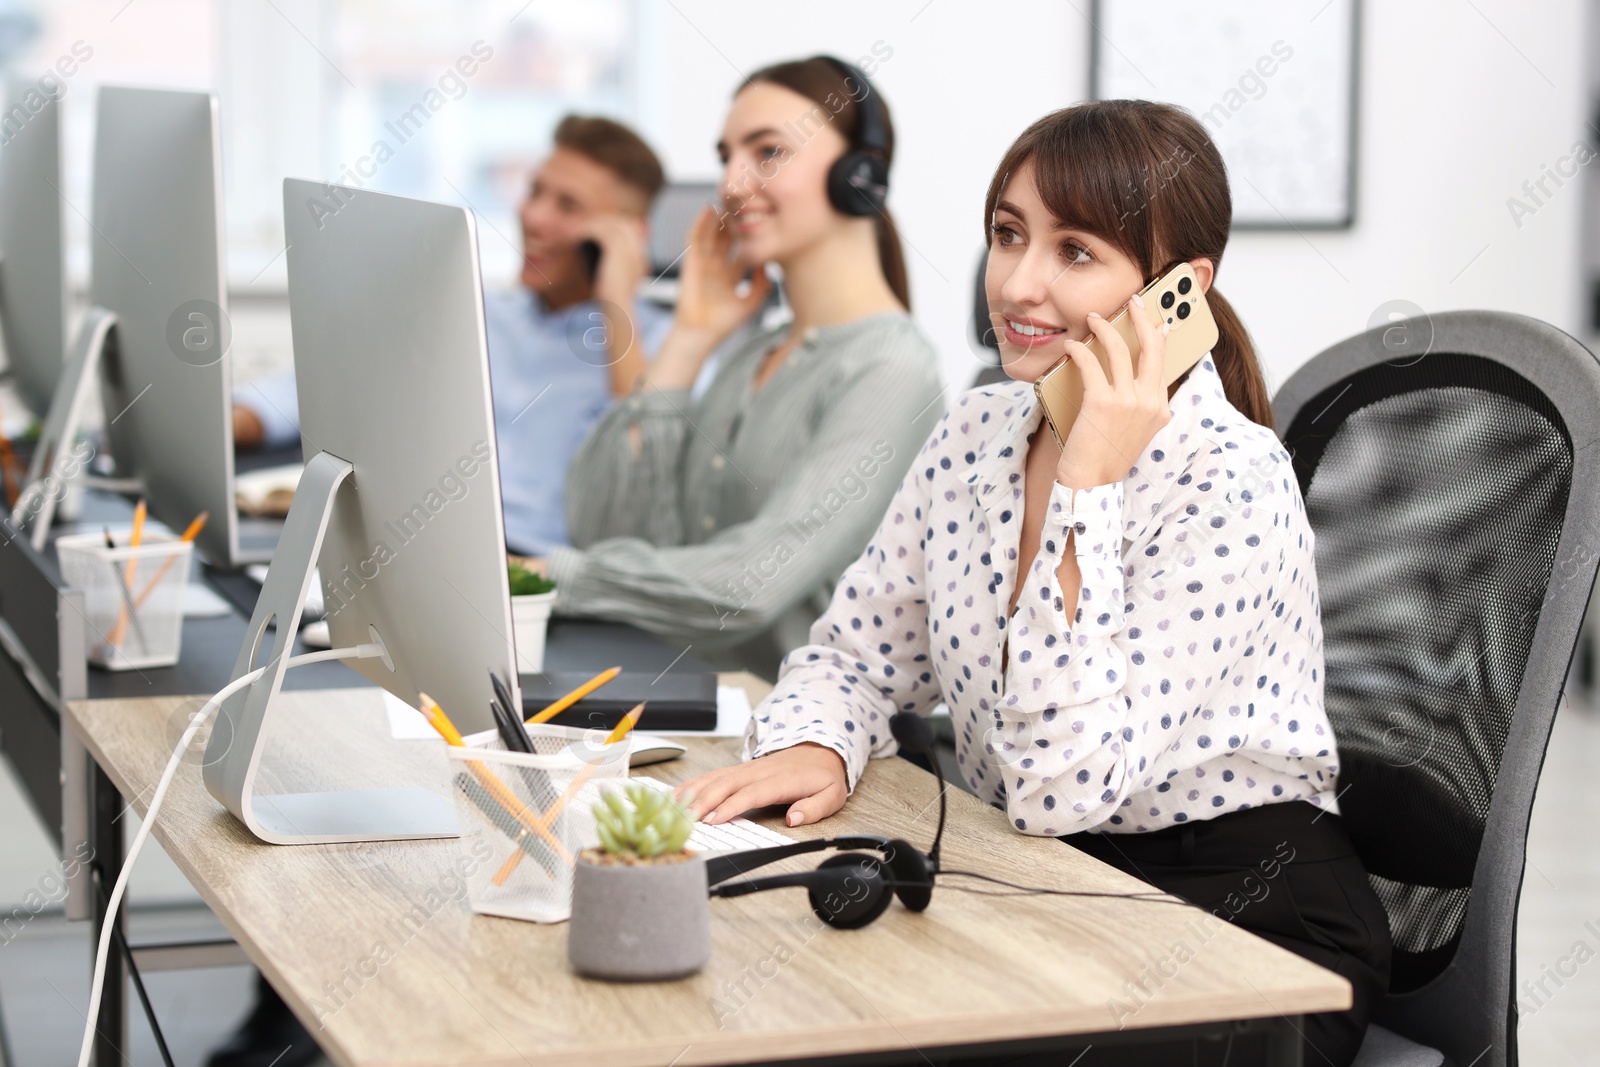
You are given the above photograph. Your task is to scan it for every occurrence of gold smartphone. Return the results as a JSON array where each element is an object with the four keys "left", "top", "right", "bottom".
[{"left": 1032, "top": 260, "right": 1218, "bottom": 448}]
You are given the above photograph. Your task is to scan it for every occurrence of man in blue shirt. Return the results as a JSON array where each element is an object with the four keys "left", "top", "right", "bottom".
[
  {"left": 233, "top": 114, "right": 673, "bottom": 555},
  {"left": 212, "top": 116, "right": 672, "bottom": 1067}
]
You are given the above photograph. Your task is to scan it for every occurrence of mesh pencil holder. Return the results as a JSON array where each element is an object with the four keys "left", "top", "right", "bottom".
[
  {"left": 56, "top": 532, "right": 193, "bottom": 670},
  {"left": 447, "top": 725, "right": 631, "bottom": 923}
]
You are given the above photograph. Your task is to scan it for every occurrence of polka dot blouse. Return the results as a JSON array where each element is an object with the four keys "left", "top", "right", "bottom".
[{"left": 741, "top": 355, "right": 1340, "bottom": 836}]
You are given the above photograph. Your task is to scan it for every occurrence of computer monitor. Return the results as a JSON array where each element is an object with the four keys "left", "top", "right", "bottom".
[
  {"left": 89, "top": 85, "right": 276, "bottom": 567},
  {"left": 202, "top": 180, "right": 522, "bottom": 844},
  {"left": 647, "top": 181, "right": 718, "bottom": 278},
  {"left": 0, "top": 79, "right": 68, "bottom": 418}
]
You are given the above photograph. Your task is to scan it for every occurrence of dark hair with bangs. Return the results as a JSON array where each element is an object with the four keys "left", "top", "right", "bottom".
[{"left": 982, "top": 100, "right": 1273, "bottom": 429}]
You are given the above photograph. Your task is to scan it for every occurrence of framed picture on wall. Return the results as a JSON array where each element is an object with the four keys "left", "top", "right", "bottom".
[{"left": 1091, "top": 0, "right": 1360, "bottom": 229}]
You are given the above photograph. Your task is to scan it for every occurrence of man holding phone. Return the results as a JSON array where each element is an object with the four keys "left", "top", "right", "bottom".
[
  {"left": 213, "top": 116, "right": 670, "bottom": 1067},
  {"left": 232, "top": 114, "right": 672, "bottom": 557}
]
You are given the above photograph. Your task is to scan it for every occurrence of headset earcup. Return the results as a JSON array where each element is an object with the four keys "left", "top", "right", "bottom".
[
  {"left": 879, "top": 837, "right": 935, "bottom": 912},
  {"left": 826, "top": 152, "right": 888, "bottom": 217},
  {"left": 808, "top": 854, "right": 894, "bottom": 929}
]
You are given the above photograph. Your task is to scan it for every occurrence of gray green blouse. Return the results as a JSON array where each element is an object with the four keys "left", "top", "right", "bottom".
[{"left": 547, "top": 311, "right": 944, "bottom": 678}]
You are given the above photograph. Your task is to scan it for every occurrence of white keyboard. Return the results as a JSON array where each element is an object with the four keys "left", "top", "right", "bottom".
[{"left": 632, "top": 776, "right": 795, "bottom": 853}]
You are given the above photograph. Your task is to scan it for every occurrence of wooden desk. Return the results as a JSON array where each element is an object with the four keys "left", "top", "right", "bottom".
[{"left": 66, "top": 680, "right": 1348, "bottom": 1067}]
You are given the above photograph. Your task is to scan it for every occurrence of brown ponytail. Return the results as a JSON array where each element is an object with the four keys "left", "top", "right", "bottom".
[
  {"left": 1202, "top": 287, "right": 1274, "bottom": 431},
  {"left": 872, "top": 207, "right": 911, "bottom": 312},
  {"left": 982, "top": 100, "right": 1271, "bottom": 429},
  {"left": 740, "top": 57, "right": 911, "bottom": 310}
]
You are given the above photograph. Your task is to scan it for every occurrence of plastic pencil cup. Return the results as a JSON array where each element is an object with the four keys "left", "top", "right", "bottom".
[
  {"left": 446, "top": 724, "right": 630, "bottom": 923},
  {"left": 55, "top": 531, "right": 194, "bottom": 671}
]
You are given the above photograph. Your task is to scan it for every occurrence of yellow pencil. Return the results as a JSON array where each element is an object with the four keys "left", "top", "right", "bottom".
[
  {"left": 417, "top": 692, "right": 467, "bottom": 745},
  {"left": 601, "top": 700, "right": 646, "bottom": 745},
  {"left": 524, "top": 665, "right": 620, "bottom": 725},
  {"left": 492, "top": 702, "right": 644, "bottom": 884},
  {"left": 177, "top": 511, "right": 208, "bottom": 543},
  {"left": 132, "top": 512, "right": 209, "bottom": 609},
  {"left": 108, "top": 501, "right": 148, "bottom": 647}
]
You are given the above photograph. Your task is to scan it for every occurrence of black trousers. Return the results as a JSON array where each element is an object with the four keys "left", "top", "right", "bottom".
[{"left": 936, "top": 801, "right": 1391, "bottom": 1067}]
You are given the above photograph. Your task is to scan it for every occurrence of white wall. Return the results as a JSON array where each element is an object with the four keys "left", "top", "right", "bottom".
[
  {"left": 1226, "top": 0, "right": 1592, "bottom": 391},
  {"left": 641, "top": 0, "right": 1592, "bottom": 396}
]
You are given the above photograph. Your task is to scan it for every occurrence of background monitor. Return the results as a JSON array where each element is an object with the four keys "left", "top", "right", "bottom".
[
  {"left": 0, "top": 78, "right": 68, "bottom": 418},
  {"left": 90, "top": 85, "right": 273, "bottom": 567},
  {"left": 646, "top": 181, "right": 717, "bottom": 279}
]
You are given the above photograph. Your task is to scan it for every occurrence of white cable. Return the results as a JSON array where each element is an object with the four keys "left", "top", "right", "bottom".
[{"left": 76, "top": 642, "right": 386, "bottom": 1067}]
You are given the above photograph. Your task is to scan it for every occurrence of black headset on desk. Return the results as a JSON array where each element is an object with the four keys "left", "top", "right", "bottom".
[
  {"left": 706, "top": 712, "right": 1188, "bottom": 928},
  {"left": 706, "top": 712, "right": 942, "bottom": 928}
]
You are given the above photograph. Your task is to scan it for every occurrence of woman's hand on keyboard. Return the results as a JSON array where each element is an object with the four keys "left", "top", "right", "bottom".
[{"left": 674, "top": 742, "right": 847, "bottom": 828}]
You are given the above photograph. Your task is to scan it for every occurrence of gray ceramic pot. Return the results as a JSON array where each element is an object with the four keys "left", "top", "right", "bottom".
[{"left": 568, "top": 852, "right": 710, "bottom": 981}]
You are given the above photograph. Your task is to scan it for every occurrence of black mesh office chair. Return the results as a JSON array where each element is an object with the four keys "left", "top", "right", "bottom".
[
  {"left": 970, "top": 250, "right": 1010, "bottom": 389},
  {"left": 1275, "top": 310, "right": 1600, "bottom": 1067}
]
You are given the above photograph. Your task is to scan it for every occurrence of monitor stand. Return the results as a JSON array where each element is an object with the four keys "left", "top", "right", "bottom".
[
  {"left": 11, "top": 306, "right": 117, "bottom": 550},
  {"left": 201, "top": 450, "right": 459, "bottom": 844}
]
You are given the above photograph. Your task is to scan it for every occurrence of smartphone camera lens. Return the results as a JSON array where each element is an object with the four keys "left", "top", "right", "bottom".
[
  {"left": 1160, "top": 291, "right": 1175, "bottom": 309},
  {"left": 1177, "top": 276, "right": 1192, "bottom": 295},
  {"left": 1176, "top": 301, "right": 1191, "bottom": 320}
]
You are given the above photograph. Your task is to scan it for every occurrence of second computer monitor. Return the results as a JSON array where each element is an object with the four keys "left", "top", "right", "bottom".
[{"left": 90, "top": 85, "right": 267, "bottom": 567}]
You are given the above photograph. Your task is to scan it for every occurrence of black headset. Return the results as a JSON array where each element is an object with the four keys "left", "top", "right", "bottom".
[
  {"left": 706, "top": 711, "right": 945, "bottom": 929},
  {"left": 817, "top": 55, "right": 891, "bottom": 218}
]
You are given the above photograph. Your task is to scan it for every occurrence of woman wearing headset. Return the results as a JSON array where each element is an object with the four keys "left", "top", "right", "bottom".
[
  {"left": 679, "top": 101, "right": 1390, "bottom": 1067},
  {"left": 533, "top": 56, "right": 943, "bottom": 679}
]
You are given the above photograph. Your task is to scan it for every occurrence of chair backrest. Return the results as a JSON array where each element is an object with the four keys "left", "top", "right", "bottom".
[
  {"left": 970, "top": 250, "right": 1009, "bottom": 389},
  {"left": 1274, "top": 310, "right": 1600, "bottom": 1067}
]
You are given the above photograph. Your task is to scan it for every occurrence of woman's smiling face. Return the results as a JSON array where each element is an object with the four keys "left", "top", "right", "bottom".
[
  {"left": 716, "top": 81, "right": 851, "bottom": 266},
  {"left": 983, "top": 159, "right": 1148, "bottom": 384}
]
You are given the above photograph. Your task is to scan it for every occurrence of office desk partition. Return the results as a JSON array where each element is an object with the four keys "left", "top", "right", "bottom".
[{"left": 66, "top": 686, "right": 1348, "bottom": 1067}]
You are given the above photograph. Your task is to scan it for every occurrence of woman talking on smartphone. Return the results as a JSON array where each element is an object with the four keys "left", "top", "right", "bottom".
[
  {"left": 538, "top": 55, "right": 942, "bottom": 679},
  {"left": 678, "top": 100, "right": 1390, "bottom": 1067}
]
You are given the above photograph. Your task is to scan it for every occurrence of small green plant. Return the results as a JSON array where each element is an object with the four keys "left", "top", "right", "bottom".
[
  {"left": 508, "top": 559, "right": 555, "bottom": 597},
  {"left": 592, "top": 781, "right": 697, "bottom": 860}
]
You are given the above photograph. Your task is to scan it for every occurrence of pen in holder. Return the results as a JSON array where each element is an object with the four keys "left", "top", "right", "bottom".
[
  {"left": 56, "top": 531, "right": 193, "bottom": 670},
  {"left": 446, "top": 724, "right": 629, "bottom": 923}
]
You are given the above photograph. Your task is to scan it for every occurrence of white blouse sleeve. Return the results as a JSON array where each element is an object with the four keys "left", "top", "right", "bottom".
[{"left": 740, "top": 420, "right": 948, "bottom": 790}]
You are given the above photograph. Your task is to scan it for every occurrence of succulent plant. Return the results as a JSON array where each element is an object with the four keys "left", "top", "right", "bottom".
[{"left": 592, "top": 781, "right": 697, "bottom": 859}]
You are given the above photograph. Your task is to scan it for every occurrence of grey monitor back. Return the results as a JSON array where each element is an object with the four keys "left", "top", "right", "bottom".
[
  {"left": 90, "top": 85, "right": 259, "bottom": 567},
  {"left": 282, "top": 178, "right": 519, "bottom": 736},
  {"left": 0, "top": 80, "right": 68, "bottom": 416},
  {"left": 647, "top": 182, "right": 717, "bottom": 278}
]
